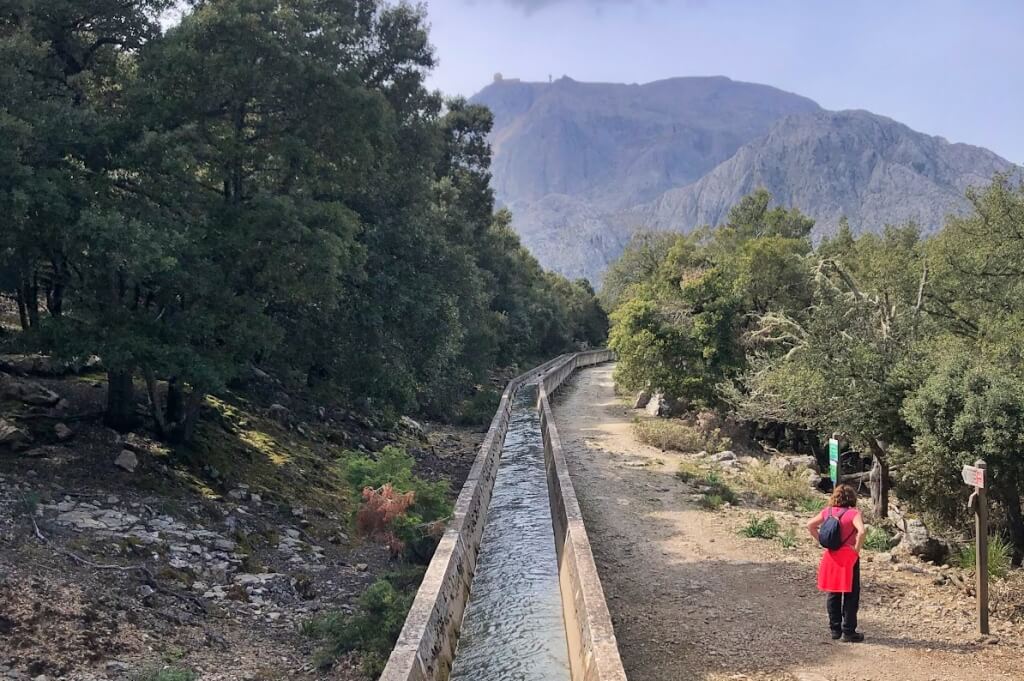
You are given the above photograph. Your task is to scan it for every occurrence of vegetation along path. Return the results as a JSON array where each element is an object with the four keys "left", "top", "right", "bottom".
[{"left": 552, "top": 363, "right": 1023, "bottom": 681}]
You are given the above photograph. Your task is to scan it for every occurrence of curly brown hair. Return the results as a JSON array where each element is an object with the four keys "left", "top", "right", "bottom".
[{"left": 829, "top": 484, "right": 858, "bottom": 508}]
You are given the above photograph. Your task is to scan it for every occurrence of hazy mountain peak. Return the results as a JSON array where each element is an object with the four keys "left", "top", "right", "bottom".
[{"left": 471, "top": 77, "right": 1019, "bottom": 284}]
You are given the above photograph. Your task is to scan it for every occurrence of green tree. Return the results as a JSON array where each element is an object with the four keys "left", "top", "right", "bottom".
[{"left": 901, "top": 352, "right": 1024, "bottom": 563}]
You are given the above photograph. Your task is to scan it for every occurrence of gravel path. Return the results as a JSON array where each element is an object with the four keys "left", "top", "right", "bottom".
[{"left": 552, "top": 363, "right": 1023, "bottom": 681}]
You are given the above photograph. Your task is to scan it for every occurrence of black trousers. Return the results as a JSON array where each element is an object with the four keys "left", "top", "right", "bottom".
[{"left": 826, "top": 559, "right": 860, "bottom": 634}]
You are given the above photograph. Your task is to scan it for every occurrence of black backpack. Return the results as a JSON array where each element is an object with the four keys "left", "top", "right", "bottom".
[{"left": 818, "top": 508, "right": 849, "bottom": 550}]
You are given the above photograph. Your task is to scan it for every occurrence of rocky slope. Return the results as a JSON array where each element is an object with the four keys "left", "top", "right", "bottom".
[{"left": 472, "top": 77, "right": 1020, "bottom": 284}]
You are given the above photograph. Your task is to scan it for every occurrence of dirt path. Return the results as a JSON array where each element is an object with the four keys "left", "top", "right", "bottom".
[{"left": 552, "top": 364, "right": 1023, "bottom": 681}]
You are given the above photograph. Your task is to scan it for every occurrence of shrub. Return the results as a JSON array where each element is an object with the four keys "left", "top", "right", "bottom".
[
  {"left": 344, "top": 447, "right": 452, "bottom": 561},
  {"left": 699, "top": 494, "right": 726, "bottom": 510},
  {"left": 798, "top": 496, "right": 827, "bottom": 513},
  {"left": 704, "top": 471, "right": 737, "bottom": 507},
  {"left": 633, "top": 418, "right": 730, "bottom": 453},
  {"left": 740, "top": 515, "right": 780, "bottom": 539},
  {"left": 676, "top": 460, "right": 705, "bottom": 483},
  {"left": 743, "top": 461, "right": 816, "bottom": 506},
  {"left": 779, "top": 527, "right": 798, "bottom": 549},
  {"left": 303, "top": 579, "right": 414, "bottom": 678},
  {"left": 864, "top": 526, "right": 892, "bottom": 552},
  {"left": 132, "top": 667, "right": 197, "bottom": 681},
  {"left": 956, "top": 536, "right": 1013, "bottom": 579},
  {"left": 454, "top": 387, "right": 501, "bottom": 426}
]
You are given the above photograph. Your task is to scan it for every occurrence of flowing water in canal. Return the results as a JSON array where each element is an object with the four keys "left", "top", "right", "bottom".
[{"left": 448, "top": 383, "right": 571, "bottom": 681}]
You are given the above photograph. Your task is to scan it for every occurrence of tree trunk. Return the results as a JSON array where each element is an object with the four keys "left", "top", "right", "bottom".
[
  {"left": 46, "top": 255, "right": 67, "bottom": 317},
  {"left": 143, "top": 369, "right": 169, "bottom": 438},
  {"left": 867, "top": 439, "right": 890, "bottom": 520},
  {"left": 20, "top": 275, "right": 39, "bottom": 328},
  {"left": 15, "top": 287, "right": 29, "bottom": 331},
  {"left": 105, "top": 369, "right": 137, "bottom": 431},
  {"left": 1000, "top": 485, "right": 1024, "bottom": 568},
  {"left": 166, "top": 378, "right": 184, "bottom": 425},
  {"left": 179, "top": 389, "right": 204, "bottom": 445}
]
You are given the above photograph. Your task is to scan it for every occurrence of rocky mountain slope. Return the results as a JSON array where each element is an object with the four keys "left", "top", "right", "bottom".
[{"left": 472, "top": 77, "right": 1020, "bottom": 284}]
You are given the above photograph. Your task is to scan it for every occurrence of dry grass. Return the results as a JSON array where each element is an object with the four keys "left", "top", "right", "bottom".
[
  {"left": 741, "top": 461, "right": 816, "bottom": 505},
  {"left": 633, "top": 418, "right": 730, "bottom": 453}
]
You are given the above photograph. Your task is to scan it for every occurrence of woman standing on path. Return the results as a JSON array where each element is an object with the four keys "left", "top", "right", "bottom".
[{"left": 807, "top": 484, "right": 866, "bottom": 642}]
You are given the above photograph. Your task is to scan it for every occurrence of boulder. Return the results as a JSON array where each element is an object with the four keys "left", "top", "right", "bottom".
[
  {"left": 114, "top": 449, "right": 138, "bottom": 473},
  {"left": 894, "top": 518, "right": 949, "bottom": 563},
  {"left": 0, "top": 418, "right": 30, "bottom": 449},
  {"left": 268, "top": 403, "right": 290, "bottom": 423},
  {"left": 633, "top": 390, "right": 652, "bottom": 409},
  {"left": 645, "top": 393, "right": 676, "bottom": 417},
  {"left": 770, "top": 454, "right": 820, "bottom": 475},
  {"left": 400, "top": 416, "right": 426, "bottom": 439},
  {"left": 54, "top": 423, "right": 74, "bottom": 441},
  {"left": 0, "top": 353, "right": 101, "bottom": 376},
  {"left": 710, "top": 450, "right": 737, "bottom": 462},
  {"left": 1, "top": 377, "right": 60, "bottom": 406}
]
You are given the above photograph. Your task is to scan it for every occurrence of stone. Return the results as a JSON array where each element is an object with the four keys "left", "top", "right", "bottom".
[
  {"left": 633, "top": 390, "right": 652, "bottom": 409},
  {"left": 0, "top": 418, "right": 30, "bottom": 449},
  {"left": 54, "top": 423, "right": 73, "bottom": 441},
  {"left": 876, "top": 552, "right": 896, "bottom": 563},
  {"left": 894, "top": 518, "right": 949, "bottom": 563},
  {"left": 770, "top": 454, "right": 819, "bottom": 475},
  {"left": 710, "top": 450, "right": 737, "bottom": 462},
  {"left": 401, "top": 415, "right": 426, "bottom": 439},
  {"left": 645, "top": 393, "right": 673, "bottom": 417},
  {"left": 1, "top": 377, "right": 60, "bottom": 406},
  {"left": 355, "top": 563, "right": 368, "bottom": 572},
  {"left": 268, "top": 403, "right": 290, "bottom": 422},
  {"left": 114, "top": 449, "right": 138, "bottom": 473}
]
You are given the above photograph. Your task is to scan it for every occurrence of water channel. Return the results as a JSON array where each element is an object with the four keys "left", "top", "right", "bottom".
[{"left": 447, "top": 383, "right": 571, "bottom": 681}]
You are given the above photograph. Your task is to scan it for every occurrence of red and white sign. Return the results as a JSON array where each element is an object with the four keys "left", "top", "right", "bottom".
[{"left": 961, "top": 464, "right": 985, "bottom": 489}]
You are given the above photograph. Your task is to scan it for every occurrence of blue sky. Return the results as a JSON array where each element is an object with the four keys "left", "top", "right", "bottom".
[{"left": 424, "top": 0, "right": 1023, "bottom": 163}]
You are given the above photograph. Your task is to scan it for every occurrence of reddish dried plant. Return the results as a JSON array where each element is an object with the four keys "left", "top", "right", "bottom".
[{"left": 356, "top": 484, "right": 415, "bottom": 556}]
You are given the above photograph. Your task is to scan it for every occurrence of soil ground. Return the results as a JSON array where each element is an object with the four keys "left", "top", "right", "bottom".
[
  {"left": 0, "top": 363, "right": 484, "bottom": 680},
  {"left": 552, "top": 363, "right": 1024, "bottom": 681}
]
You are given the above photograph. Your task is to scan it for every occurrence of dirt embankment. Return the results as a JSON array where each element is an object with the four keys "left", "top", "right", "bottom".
[
  {"left": 552, "top": 363, "right": 1023, "bottom": 681},
  {"left": 0, "top": 363, "right": 483, "bottom": 680}
]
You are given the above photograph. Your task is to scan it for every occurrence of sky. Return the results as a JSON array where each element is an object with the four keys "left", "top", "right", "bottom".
[{"left": 423, "top": 0, "right": 1024, "bottom": 164}]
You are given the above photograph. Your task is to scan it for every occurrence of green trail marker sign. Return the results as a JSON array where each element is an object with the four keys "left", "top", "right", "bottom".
[{"left": 828, "top": 438, "right": 839, "bottom": 484}]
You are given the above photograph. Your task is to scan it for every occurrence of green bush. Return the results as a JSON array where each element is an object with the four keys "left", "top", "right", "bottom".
[
  {"left": 699, "top": 494, "right": 726, "bottom": 510},
  {"left": 798, "top": 496, "right": 827, "bottom": 513},
  {"left": 956, "top": 536, "right": 1013, "bottom": 579},
  {"left": 344, "top": 446, "right": 452, "bottom": 560},
  {"left": 740, "top": 515, "right": 780, "bottom": 539},
  {"left": 303, "top": 579, "right": 414, "bottom": 677},
  {"left": 779, "top": 527, "right": 798, "bottom": 549},
  {"left": 454, "top": 387, "right": 501, "bottom": 426},
  {"left": 863, "top": 526, "right": 892, "bottom": 552},
  {"left": 702, "top": 472, "right": 737, "bottom": 503},
  {"left": 633, "top": 418, "right": 731, "bottom": 453},
  {"left": 132, "top": 667, "right": 197, "bottom": 681}
]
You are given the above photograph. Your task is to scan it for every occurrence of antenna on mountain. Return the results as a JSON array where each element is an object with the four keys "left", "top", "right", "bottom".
[{"left": 549, "top": 74, "right": 552, "bottom": 83}]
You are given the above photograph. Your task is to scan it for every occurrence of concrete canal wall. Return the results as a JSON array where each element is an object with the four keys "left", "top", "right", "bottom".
[{"left": 379, "top": 350, "right": 625, "bottom": 681}]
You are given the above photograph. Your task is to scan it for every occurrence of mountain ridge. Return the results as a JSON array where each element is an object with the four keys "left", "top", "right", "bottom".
[{"left": 472, "top": 76, "right": 1020, "bottom": 284}]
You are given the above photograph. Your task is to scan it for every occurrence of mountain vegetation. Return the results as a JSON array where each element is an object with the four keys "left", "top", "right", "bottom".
[
  {"left": 0, "top": 0, "right": 607, "bottom": 443},
  {"left": 472, "top": 77, "right": 1019, "bottom": 284},
  {"left": 605, "top": 179, "right": 1024, "bottom": 564}
]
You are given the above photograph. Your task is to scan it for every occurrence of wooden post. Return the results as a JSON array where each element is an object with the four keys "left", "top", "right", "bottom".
[{"left": 975, "top": 459, "right": 989, "bottom": 636}]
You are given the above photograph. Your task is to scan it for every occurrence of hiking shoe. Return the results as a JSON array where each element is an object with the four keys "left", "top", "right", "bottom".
[
  {"left": 830, "top": 630, "right": 842, "bottom": 640},
  {"left": 841, "top": 632, "right": 865, "bottom": 643}
]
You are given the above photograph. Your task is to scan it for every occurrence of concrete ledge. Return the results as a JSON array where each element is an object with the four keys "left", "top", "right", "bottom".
[
  {"left": 539, "top": 350, "right": 627, "bottom": 681},
  {"left": 379, "top": 354, "right": 571, "bottom": 681}
]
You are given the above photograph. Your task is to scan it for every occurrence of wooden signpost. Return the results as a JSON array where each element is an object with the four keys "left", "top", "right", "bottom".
[{"left": 964, "top": 459, "right": 988, "bottom": 635}]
